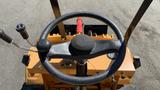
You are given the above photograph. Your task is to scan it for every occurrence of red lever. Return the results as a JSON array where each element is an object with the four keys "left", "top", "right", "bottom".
[{"left": 76, "top": 17, "right": 83, "bottom": 34}]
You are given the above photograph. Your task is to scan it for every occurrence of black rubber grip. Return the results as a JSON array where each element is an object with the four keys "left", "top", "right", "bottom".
[
  {"left": 16, "top": 24, "right": 29, "bottom": 39},
  {"left": 0, "top": 29, "right": 12, "bottom": 43}
]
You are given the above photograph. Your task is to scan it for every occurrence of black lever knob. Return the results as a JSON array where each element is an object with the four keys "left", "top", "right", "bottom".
[
  {"left": 0, "top": 29, "right": 12, "bottom": 43},
  {"left": 16, "top": 23, "right": 29, "bottom": 39}
]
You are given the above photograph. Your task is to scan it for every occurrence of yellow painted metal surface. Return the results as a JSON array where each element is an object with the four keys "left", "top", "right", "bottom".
[{"left": 25, "top": 34, "right": 135, "bottom": 89}]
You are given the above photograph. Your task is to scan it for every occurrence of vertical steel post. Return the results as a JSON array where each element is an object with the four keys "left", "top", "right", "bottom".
[
  {"left": 50, "top": 0, "right": 66, "bottom": 38},
  {"left": 124, "top": 0, "right": 153, "bottom": 44}
]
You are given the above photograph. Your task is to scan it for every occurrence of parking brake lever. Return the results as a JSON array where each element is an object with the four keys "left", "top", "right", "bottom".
[{"left": 16, "top": 23, "right": 34, "bottom": 46}]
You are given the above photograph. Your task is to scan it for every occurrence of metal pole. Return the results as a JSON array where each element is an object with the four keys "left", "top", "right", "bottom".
[
  {"left": 124, "top": 0, "right": 153, "bottom": 44},
  {"left": 76, "top": 60, "right": 87, "bottom": 90},
  {"left": 50, "top": 0, "right": 66, "bottom": 38}
]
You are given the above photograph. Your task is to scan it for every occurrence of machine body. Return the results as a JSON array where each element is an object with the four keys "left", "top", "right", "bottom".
[{"left": 0, "top": 0, "right": 153, "bottom": 90}]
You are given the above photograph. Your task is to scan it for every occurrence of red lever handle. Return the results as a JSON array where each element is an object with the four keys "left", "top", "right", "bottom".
[{"left": 76, "top": 17, "right": 83, "bottom": 34}]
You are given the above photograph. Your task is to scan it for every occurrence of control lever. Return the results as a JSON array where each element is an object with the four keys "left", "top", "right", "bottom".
[
  {"left": 0, "top": 29, "right": 19, "bottom": 47},
  {"left": 0, "top": 29, "right": 37, "bottom": 52},
  {"left": 76, "top": 17, "right": 84, "bottom": 34},
  {"left": 0, "top": 29, "right": 12, "bottom": 43},
  {"left": 16, "top": 23, "right": 33, "bottom": 46}
]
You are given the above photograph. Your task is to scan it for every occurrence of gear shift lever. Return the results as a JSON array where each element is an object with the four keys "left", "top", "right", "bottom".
[{"left": 16, "top": 23, "right": 33, "bottom": 46}]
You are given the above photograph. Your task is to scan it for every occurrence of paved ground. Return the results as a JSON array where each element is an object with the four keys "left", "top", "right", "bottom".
[{"left": 0, "top": 0, "right": 160, "bottom": 90}]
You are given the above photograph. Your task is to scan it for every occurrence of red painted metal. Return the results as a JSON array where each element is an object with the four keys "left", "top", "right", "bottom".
[{"left": 76, "top": 17, "right": 83, "bottom": 34}]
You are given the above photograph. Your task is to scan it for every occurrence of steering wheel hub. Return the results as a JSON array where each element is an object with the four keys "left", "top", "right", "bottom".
[{"left": 69, "top": 34, "right": 95, "bottom": 56}]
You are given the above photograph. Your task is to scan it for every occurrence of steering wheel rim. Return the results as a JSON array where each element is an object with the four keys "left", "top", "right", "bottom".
[{"left": 37, "top": 12, "right": 126, "bottom": 85}]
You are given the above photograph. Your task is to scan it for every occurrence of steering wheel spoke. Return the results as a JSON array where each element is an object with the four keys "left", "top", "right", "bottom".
[
  {"left": 47, "top": 38, "right": 121, "bottom": 60},
  {"left": 47, "top": 41, "right": 71, "bottom": 58},
  {"left": 91, "top": 40, "right": 121, "bottom": 55}
]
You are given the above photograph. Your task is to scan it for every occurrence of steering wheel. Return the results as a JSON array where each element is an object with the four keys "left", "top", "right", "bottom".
[{"left": 37, "top": 12, "right": 126, "bottom": 85}]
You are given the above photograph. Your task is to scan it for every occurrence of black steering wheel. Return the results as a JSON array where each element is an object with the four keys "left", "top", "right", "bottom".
[{"left": 37, "top": 12, "right": 126, "bottom": 85}]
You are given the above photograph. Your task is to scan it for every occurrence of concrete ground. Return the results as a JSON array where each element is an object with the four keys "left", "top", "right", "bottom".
[{"left": 0, "top": 0, "right": 160, "bottom": 90}]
